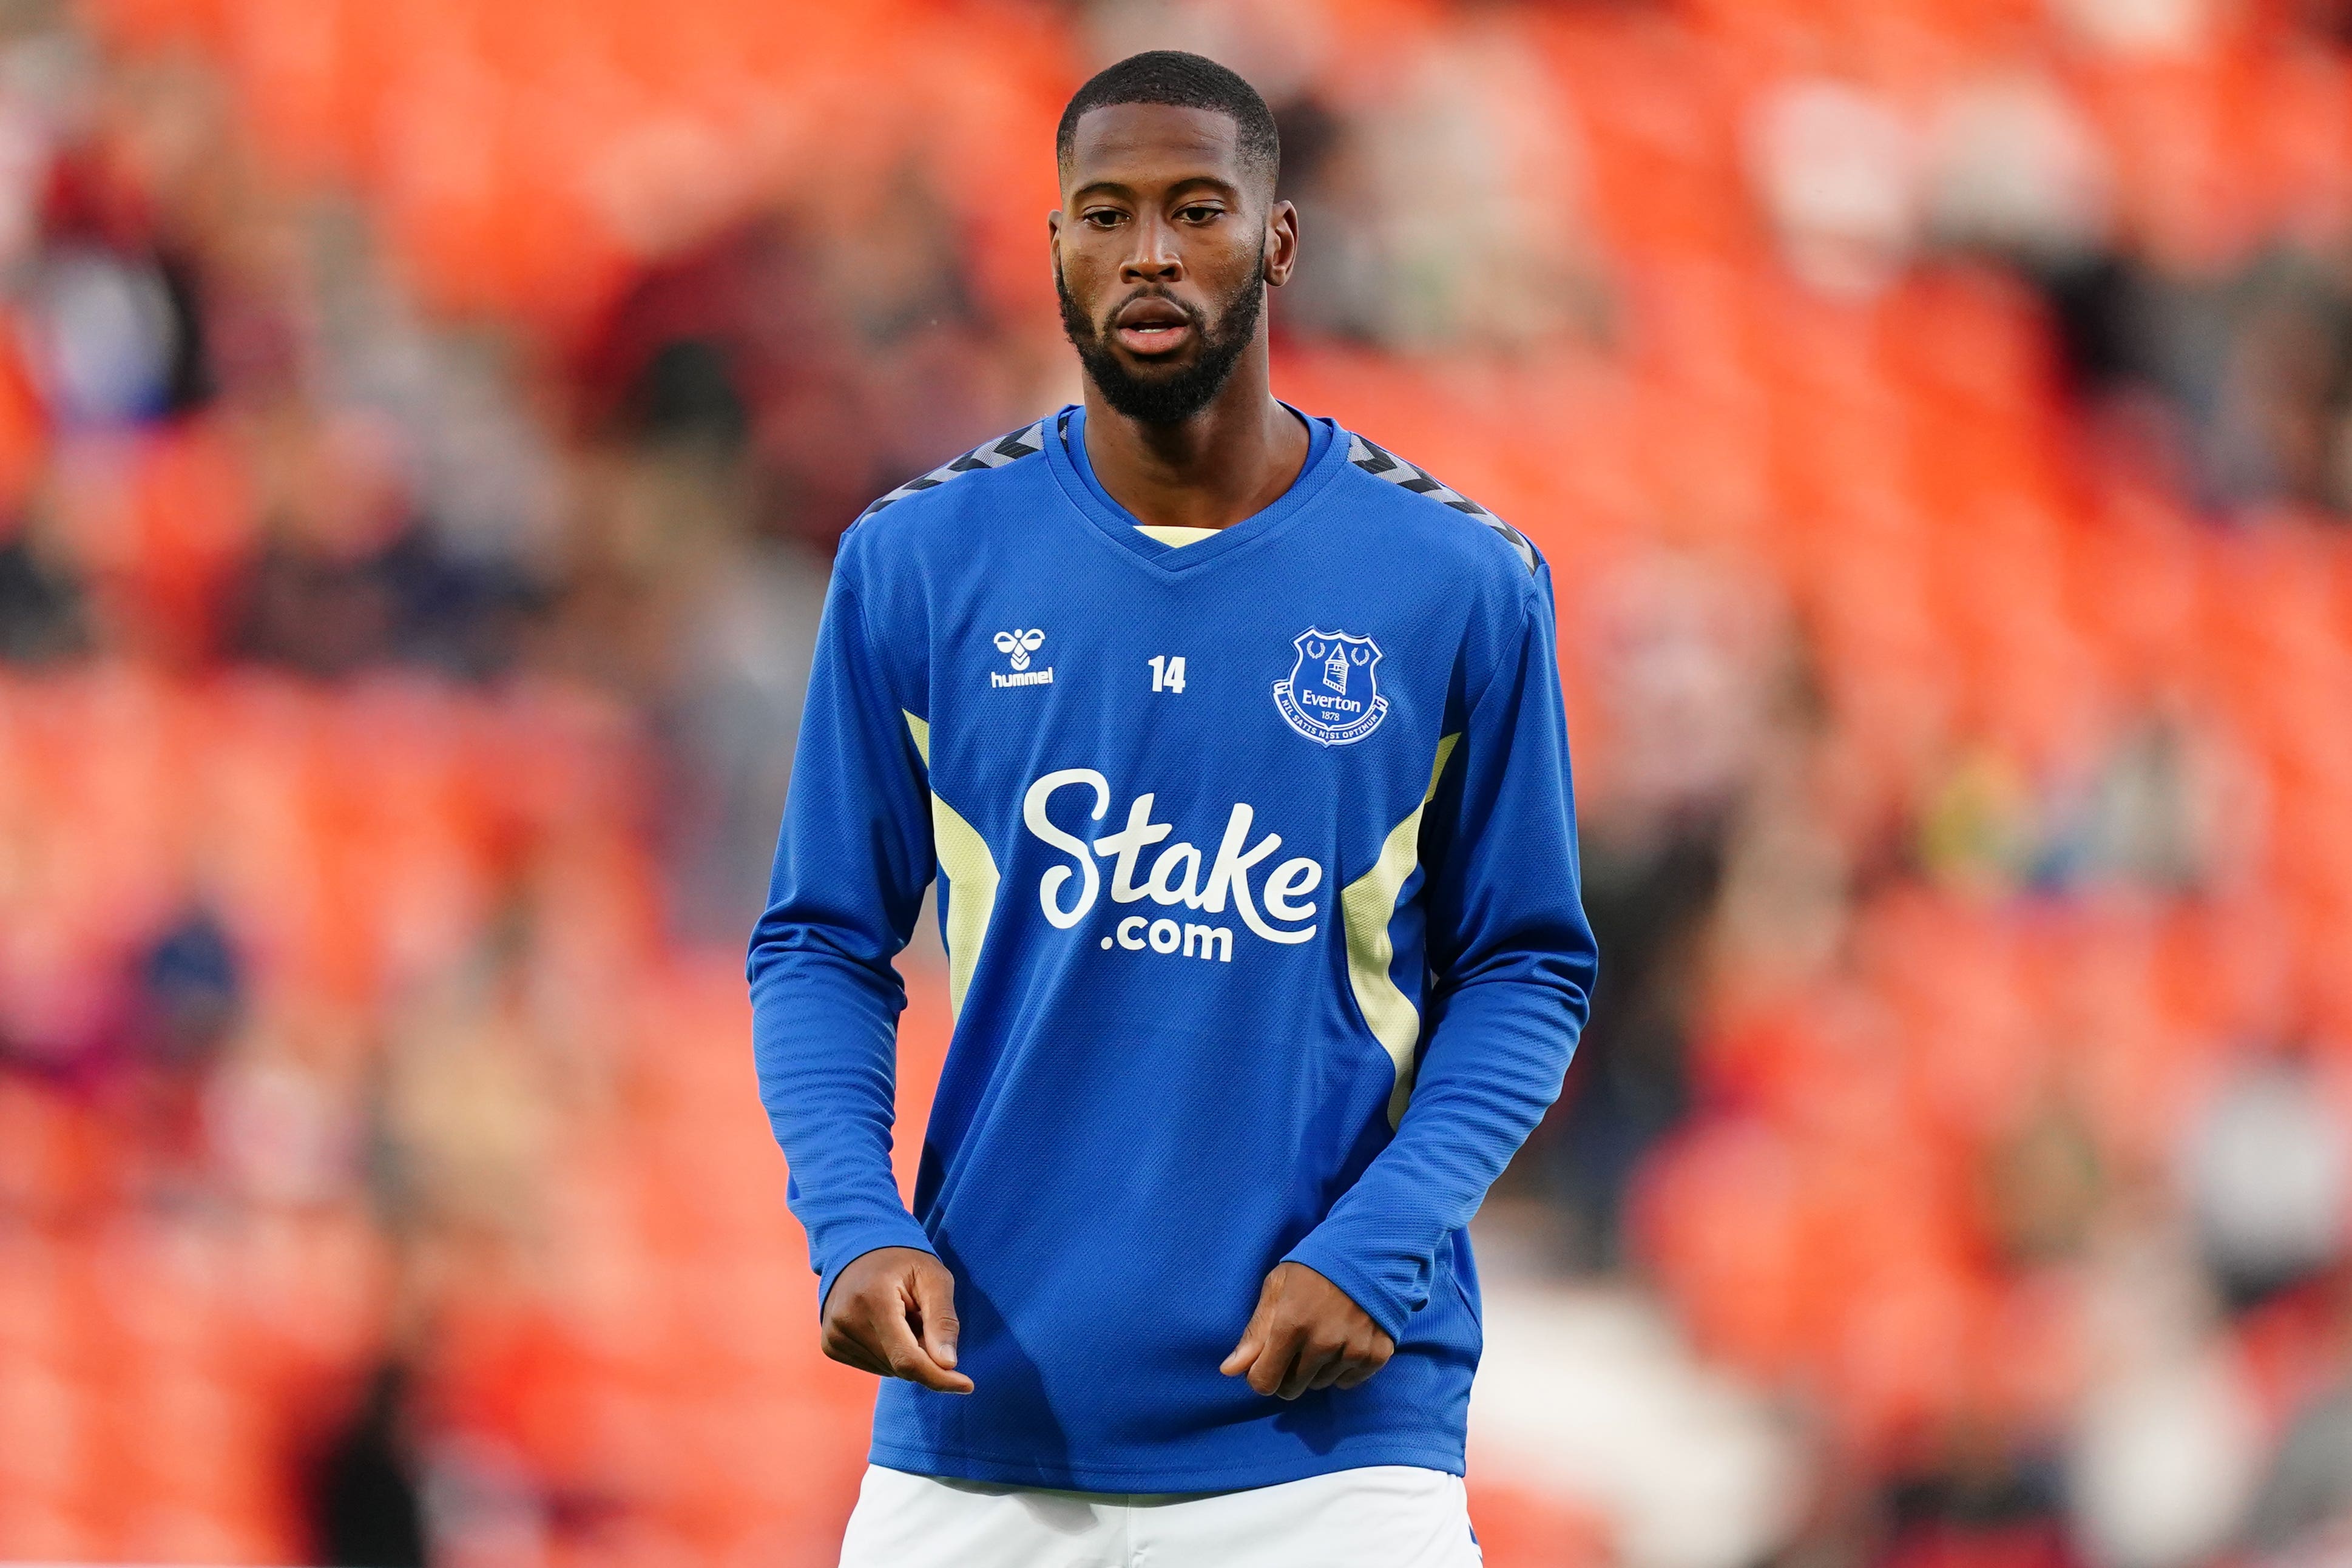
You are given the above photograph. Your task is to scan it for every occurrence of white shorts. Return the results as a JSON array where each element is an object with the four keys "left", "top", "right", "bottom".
[{"left": 837, "top": 1462, "right": 1484, "bottom": 1568}]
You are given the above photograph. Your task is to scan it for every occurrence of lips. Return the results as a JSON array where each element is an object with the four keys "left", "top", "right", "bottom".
[{"left": 1111, "top": 294, "right": 1195, "bottom": 356}]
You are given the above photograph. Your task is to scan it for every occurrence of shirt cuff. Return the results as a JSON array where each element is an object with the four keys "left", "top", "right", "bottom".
[{"left": 1279, "top": 1232, "right": 1422, "bottom": 1344}]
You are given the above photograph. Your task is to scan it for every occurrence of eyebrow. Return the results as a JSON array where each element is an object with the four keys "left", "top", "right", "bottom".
[{"left": 1067, "top": 174, "right": 1245, "bottom": 205}]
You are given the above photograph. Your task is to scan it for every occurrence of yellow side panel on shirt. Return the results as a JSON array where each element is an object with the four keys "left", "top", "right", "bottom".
[
  {"left": 1341, "top": 732, "right": 1461, "bottom": 1128},
  {"left": 904, "top": 711, "right": 999, "bottom": 1023}
]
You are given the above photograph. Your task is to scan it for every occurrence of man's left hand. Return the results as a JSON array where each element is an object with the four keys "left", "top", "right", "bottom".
[{"left": 1219, "top": 1261, "right": 1395, "bottom": 1399}]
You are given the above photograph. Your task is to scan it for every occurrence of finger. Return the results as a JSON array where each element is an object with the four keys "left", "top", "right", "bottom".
[
  {"left": 910, "top": 1262, "right": 962, "bottom": 1372},
  {"left": 1220, "top": 1274, "right": 1282, "bottom": 1376},
  {"left": 1246, "top": 1317, "right": 1306, "bottom": 1397},
  {"left": 1278, "top": 1341, "right": 1337, "bottom": 1401},
  {"left": 1220, "top": 1302, "right": 1272, "bottom": 1376},
  {"left": 823, "top": 1328, "right": 893, "bottom": 1378},
  {"left": 1307, "top": 1351, "right": 1353, "bottom": 1392},
  {"left": 873, "top": 1297, "right": 975, "bottom": 1394},
  {"left": 827, "top": 1299, "right": 905, "bottom": 1379},
  {"left": 1334, "top": 1342, "right": 1393, "bottom": 1390}
]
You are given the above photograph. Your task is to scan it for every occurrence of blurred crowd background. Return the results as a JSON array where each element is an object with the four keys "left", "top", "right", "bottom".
[{"left": 2, "top": 0, "right": 2351, "bottom": 1564}]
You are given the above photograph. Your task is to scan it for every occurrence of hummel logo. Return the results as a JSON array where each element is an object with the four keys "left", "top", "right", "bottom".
[
  {"left": 993, "top": 629, "right": 1046, "bottom": 671},
  {"left": 990, "top": 629, "right": 1053, "bottom": 689}
]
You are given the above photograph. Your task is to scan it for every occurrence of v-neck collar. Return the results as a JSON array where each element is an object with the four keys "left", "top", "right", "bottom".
[{"left": 1042, "top": 401, "right": 1349, "bottom": 576}]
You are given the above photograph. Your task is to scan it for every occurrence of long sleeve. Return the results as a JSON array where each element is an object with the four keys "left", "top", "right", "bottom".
[
  {"left": 1283, "top": 566, "right": 1597, "bottom": 1340},
  {"left": 746, "top": 541, "right": 938, "bottom": 1316}
]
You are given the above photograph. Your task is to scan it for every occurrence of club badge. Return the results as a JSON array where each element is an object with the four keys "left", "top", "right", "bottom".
[{"left": 1273, "top": 629, "right": 1387, "bottom": 746}]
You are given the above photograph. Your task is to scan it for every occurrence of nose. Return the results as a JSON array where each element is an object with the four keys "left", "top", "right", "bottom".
[{"left": 1119, "top": 211, "right": 1183, "bottom": 285}]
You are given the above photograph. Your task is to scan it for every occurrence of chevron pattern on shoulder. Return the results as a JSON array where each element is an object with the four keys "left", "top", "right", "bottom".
[
  {"left": 856, "top": 416, "right": 1055, "bottom": 522},
  {"left": 1347, "top": 434, "right": 1537, "bottom": 575}
]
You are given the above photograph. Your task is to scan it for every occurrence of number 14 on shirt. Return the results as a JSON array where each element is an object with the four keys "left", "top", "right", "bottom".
[{"left": 1147, "top": 655, "right": 1187, "bottom": 693}]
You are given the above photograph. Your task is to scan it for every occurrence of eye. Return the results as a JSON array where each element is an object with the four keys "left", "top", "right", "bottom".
[
  {"left": 1081, "top": 209, "right": 1126, "bottom": 229},
  {"left": 1176, "top": 204, "right": 1223, "bottom": 224}
]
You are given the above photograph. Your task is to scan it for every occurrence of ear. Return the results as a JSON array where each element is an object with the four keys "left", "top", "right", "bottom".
[{"left": 1263, "top": 199, "right": 1299, "bottom": 289}]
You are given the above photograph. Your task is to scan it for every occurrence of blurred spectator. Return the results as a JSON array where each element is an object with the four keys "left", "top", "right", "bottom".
[
  {"left": 0, "top": 519, "right": 90, "bottom": 663},
  {"left": 2242, "top": 1284, "right": 2352, "bottom": 1563},
  {"left": 2200, "top": 246, "right": 2352, "bottom": 516},
  {"left": 1917, "top": 743, "right": 2040, "bottom": 896},
  {"left": 1291, "top": 24, "right": 1609, "bottom": 348},
  {"left": 2181, "top": 1049, "right": 2351, "bottom": 1311},
  {"left": 1534, "top": 553, "right": 1782, "bottom": 1266},
  {"left": 652, "top": 534, "right": 826, "bottom": 939},
  {"left": 22, "top": 239, "right": 183, "bottom": 426},
  {"left": 1917, "top": 701, "right": 2249, "bottom": 899},
  {"left": 2067, "top": 1208, "right": 2267, "bottom": 1568},
  {"left": 1116, "top": 0, "right": 1611, "bottom": 348},
  {"left": 2053, "top": 0, "right": 2217, "bottom": 56},
  {"left": 1924, "top": 67, "right": 2115, "bottom": 279},
  {"left": 126, "top": 903, "right": 240, "bottom": 1070},
  {"left": 574, "top": 212, "right": 871, "bottom": 542},
  {"left": 2050, "top": 242, "right": 2352, "bottom": 519},
  {"left": 309, "top": 1361, "right": 429, "bottom": 1568},
  {"left": 1750, "top": 79, "right": 1918, "bottom": 298},
  {"left": 1981, "top": 1098, "right": 2106, "bottom": 1268},
  {"left": 376, "top": 957, "right": 561, "bottom": 1249},
  {"left": 2039, "top": 703, "right": 2242, "bottom": 893},
  {"left": 1877, "top": 1422, "right": 2078, "bottom": 1568}
]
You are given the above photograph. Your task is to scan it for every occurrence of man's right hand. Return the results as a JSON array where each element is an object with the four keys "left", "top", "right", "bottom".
[{"left": 820, "top": 1246, "right": 973, "bottom": 1394}]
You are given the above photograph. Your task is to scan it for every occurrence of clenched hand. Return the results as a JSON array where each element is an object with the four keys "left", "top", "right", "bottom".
[
  {"left": 821, "top": 1246, "right": 973, "bottom": 1394},
  {"left": 1220, "top": 1261, "right": 1394, "bottom": 1399}
]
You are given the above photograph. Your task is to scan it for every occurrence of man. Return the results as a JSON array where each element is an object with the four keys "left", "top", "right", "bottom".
[{"left": 748, "top": 50, "right": 1597, "bottom": 1568}]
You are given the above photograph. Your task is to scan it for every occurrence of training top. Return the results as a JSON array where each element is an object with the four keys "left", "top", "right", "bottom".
[{"left": 747, "top": 402, "right": 1598, "bottom": 1493}]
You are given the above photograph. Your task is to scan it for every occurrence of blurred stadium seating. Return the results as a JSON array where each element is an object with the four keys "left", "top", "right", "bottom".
[{"left": 2, "top": 0, "right": 2351, "bottom": 1563}]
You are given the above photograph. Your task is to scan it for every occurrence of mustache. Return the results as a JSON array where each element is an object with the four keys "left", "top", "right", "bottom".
[{"left": 1098, "top": 287, "right": 1204, "bottom": 336}]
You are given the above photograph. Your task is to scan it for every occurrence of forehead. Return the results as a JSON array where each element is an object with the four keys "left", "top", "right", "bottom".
[{"left": 1063, "top": 103, "right": 1245, "bottom": 192}]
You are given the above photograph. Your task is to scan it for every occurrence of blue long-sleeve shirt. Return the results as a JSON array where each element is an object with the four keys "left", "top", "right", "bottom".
[{"left": 748, "top": 404, "right": 1596, "bottom": 1491}]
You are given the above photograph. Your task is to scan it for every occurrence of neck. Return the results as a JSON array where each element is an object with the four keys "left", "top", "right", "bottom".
[{"left": 1080, "top": 340, "right": 1309, "bottom": 532}]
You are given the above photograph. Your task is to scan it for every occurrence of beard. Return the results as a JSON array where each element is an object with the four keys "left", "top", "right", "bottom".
[{"left": 1056, "top": 248, "right": 1265, "bottom": 426}]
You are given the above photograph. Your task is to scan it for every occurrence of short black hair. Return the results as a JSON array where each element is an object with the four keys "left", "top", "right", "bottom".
[{"left": 1055, "top": 50, "right": 1280, "bottom": 192}]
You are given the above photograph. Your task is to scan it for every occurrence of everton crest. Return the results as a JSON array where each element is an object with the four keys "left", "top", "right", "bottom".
[{"left": 1273, "top": 629, "right": 1388, "bottom": 746}]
